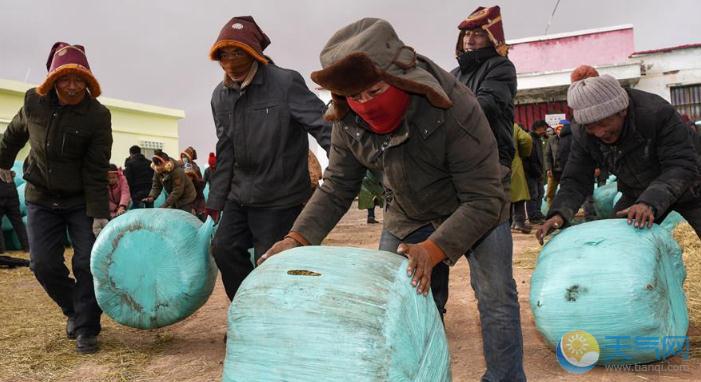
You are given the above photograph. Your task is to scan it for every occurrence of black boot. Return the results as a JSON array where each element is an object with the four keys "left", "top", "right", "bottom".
[
  {"left": 76, "top": 333, "right": 98, "bottom": 354},
  {"left": 66, "top": 316, "right": 77, "bottom": 340}
]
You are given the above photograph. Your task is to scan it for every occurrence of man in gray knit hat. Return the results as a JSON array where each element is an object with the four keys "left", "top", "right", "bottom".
[{"left": 537, "top": 65, "right": 701, "bottom": 242}]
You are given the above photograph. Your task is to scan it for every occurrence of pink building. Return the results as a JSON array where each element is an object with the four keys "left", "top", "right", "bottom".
[
  {"left": 506, "top": 25, "right": 642, "bottom": 129},
  {"left": 507, "top": 25, "right": 701, "bottom": 129}
]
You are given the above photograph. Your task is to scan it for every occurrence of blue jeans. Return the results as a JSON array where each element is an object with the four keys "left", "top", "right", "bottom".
[
  {"left": 26, "top": 203, "right": 102, "bottom": 336},
  {"left": 379, "top": 222, "right": 526, "bottom": 382}
]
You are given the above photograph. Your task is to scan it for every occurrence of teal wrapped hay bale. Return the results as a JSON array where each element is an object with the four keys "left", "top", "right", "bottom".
[
  {"left": 154, "top": 191, "right": 167, "bottom": 208},
  {"left": 16, "top": 182, "right": 27, "bottom": 216},
  {"left": 224, "top": 246, "right": 451, "bottom": 382},
  {"left": 530, "top": 219, "right": 688, "bottom": 365},
  {"left": 592, "top": 181, "right": 618, "bottom": 218},
  {"left": 91, "top": 209, "right": 217, "bottom": 329},
  {"left": 11, "top": 160, "right": 25, "bottom": 187}
]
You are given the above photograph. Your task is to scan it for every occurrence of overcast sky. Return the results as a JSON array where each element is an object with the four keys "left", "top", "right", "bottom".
[{"left": 1, "top": 0, "right": 699, "bottom": 155}]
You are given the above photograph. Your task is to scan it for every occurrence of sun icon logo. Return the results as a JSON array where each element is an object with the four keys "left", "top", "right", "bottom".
[{"left": 556, "top": 330, "right": 600, "bottom": 374}]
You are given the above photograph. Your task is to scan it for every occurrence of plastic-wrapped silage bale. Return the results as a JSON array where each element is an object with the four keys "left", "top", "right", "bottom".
[
  {"left": 91, "top": 209, "right": 217, "bottom": 329},
  {"left": 16, "top": 182, "right": 27, "bottom": 216},
  {"left": 224, "top": 246, "right": 451, "bottom": 382},
  {"left": 592, "top": 181, "right": 619, "bottom": 218},
  {"left": 530, "top": 219, "right": 688, "bottom": 365},
  {"left": 11, "top": 160, "right": 24, "bottom": 187}
]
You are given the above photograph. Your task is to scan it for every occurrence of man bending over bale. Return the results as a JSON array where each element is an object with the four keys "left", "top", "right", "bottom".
[
  {"left": 260, "top": 18, "right": 526, "bottom": 381},
  {"left": 0, "top": 42, "right": 112, "bottom": 354},
  {"left": 537, "top": 65, "right": 701, "bottom": 243}
]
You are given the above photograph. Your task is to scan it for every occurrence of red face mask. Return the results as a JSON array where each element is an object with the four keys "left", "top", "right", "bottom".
[{"left": 346, "top": 85, "right": 410, "bottom": 134}]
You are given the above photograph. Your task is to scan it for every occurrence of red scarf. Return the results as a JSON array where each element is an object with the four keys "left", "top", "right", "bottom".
[{"left": 347, "top": 85, "right": 410, "bottom": 134}]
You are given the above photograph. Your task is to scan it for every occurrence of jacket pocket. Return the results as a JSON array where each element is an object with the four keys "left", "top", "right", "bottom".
[{"left": 61, "top": 129, "right": 89, "bottom": 158}]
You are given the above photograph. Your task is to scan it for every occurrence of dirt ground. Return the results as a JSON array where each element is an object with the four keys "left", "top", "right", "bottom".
[{"left": 1, "top": 204, "right": 700, "bottom": 381}]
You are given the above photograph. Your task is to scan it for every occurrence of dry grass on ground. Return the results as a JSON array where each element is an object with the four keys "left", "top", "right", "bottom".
[
  {"left": 0, "top": 250, "right": 176, "bottom": 382},
  {"left": 675, "top": 223, "right": 701, "bottom": 357}
]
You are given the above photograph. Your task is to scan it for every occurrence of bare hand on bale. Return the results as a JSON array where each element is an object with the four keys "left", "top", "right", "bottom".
[
  {"left": 535, "top": 214, "right": 564, "bottom": 245},
  {"left": 616, "top": 203, "right": 655, "bottom": 229},
  {"left": 257, "top": 237, "right": 300, "bottom": 266},
  {"left": 398, "top": 243, "right": 436, "bottom": 296}
]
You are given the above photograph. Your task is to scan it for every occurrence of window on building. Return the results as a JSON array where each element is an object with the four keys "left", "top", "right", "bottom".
[
  {"left": 671, "top": 84, "right": 701, "bottom": 121},
  {"left": 140, "top": 140, "right": 164, "bottom": 159}
]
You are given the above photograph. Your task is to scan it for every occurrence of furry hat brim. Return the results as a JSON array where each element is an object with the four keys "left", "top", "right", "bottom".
[
  {"left": 312, "top": 52, "right": 452, "bottom": 121},
  {"left": 35, "top": 64, "right": 101, "bottom": 97},
  {"left": 209, "top": 40, "right": 268, "bottom": 64}
]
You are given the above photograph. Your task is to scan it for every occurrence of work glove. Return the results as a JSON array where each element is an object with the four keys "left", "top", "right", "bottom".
[
  {"left": 0, "top": 168, "right": 13, "bottom": 183},
  {"left": 92, "top": 218, "right": 109, "bottom": 237}
]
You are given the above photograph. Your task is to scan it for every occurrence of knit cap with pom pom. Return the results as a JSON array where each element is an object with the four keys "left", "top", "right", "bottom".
[{"left": 567, "top": 64, "right": 629, "bottom": 124}]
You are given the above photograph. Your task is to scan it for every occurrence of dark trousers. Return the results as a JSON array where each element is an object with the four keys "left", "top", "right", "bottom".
[
  {"left": 212, "top": 202, "right": 303, "bottom": 300},
  {"left": 512, "top": 200, "right": 528, "bottom": 225},
  {"left": 26, "top": 203, "right": 102, "bottom": 336},
  {"left": 0, "top": 195, "right": 29, "bottom": 251},
  {"left": 526, "top": 177, "right": 545, "bottom": 220}
]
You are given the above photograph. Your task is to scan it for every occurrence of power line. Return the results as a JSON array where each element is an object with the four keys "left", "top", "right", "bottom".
[{"left": 544, "top": 0, "right": 562, "bottom": 35}]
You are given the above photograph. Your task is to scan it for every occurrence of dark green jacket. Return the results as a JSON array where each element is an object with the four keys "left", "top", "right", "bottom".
[
  {"left": 291, "top": 57, "right": 506, "bottom": 264},
  {"left": 0, "top": 89, "right": 112, "bottom": 218}
]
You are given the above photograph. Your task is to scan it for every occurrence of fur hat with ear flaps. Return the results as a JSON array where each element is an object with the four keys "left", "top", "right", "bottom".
[
  {"left": 311, "top": 18, "right": 453, "bottom": 121},
  {"left": 36, "top": 42, "right": 101, "bottom": 97}
]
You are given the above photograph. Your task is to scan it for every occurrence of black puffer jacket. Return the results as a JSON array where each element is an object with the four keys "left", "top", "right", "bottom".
[
  {"left": 0, "top": 89, "right": 112, "bottom": 218},
  {"left": 451, "top": 49, "right": 517, "bottom": 167},
  {"left": 549, "top": 89, "right": 701, "bottom": 224},
  {"left": 557, "top": 123, "right": 574, "bottom": 173},
  {"left": 124, "top": 153, "right": 154, "bottom": 200},
  {"left": 523, "top": 132, "right": 545, "bottom": 180}
]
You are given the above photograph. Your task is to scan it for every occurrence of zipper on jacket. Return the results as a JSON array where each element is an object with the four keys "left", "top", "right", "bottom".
[{"left": 45, "top": 108, "right": 60, "bottom": 191}]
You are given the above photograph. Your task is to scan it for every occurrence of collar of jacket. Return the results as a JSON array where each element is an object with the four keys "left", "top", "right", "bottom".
[{"left": 342, "top": 95, "right": 445, "bottom": 147}]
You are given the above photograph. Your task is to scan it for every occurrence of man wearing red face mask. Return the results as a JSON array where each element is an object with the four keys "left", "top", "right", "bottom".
[
  {"left": 206, "top": 16, "right": 331, "bottom": 301},
  {"left": 260, "top": 18, "right": 525, "bottom": 381},
  {"left": 0, "top": 42, "right": 112, "bottom": 354}
]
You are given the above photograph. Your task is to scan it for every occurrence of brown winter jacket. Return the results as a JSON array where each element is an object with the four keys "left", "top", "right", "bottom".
[
  {"left": 148, "top": 159, "right": 197, "bottom": 209},
  {"left": 291, "top": 56, "right": 507, "bottom": 264},
  {"left": 0, "top": 88, "right": 112, "bottom": 218}
]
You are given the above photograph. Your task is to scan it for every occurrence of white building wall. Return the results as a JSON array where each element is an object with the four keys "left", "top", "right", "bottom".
[{"left": 631, "top": 47, "right": 701, "bottom": 102}]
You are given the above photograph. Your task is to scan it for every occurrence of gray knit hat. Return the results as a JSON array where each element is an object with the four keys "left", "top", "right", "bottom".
[{"left": 567, "top": 74, "right": 629, "bottom": 124}]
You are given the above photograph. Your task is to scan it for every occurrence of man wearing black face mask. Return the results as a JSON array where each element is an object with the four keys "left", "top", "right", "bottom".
[{"left": 432, "top": 4, "right": 518, "bottom": 343}]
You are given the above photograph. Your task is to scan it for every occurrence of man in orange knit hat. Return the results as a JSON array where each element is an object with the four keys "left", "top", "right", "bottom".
[
  {"left": 538, "top": 65, "right": 701, "bottom": 242},
  {"left": 0, "top": 42, "right": 112, "bottom": 354},
  {"left": 206, "top": 16, "right": 331, "bottom": 301}
]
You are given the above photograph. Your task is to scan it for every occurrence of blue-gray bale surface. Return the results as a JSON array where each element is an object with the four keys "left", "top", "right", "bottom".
[
  {"left": 224, "top": 246, "right": 451, "bottom": 382},
  {"left": 531, "top": 219, "right": 688, "bottom": 365},
  {"left": 91, "top": 209, "right": 217, "bottom": 329}
]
